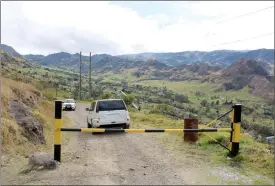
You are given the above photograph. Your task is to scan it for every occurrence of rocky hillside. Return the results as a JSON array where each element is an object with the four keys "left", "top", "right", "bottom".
[
  {"left": 1, "top": 50, "right": 50, "bottom": 157},
  {"left": 0, "top": 44, "right": 22, "bottom": 58},
  {"left": 218, "top": 58, "right": 274, "bottom": 100},
  {"left": 222, "top": 58, "right": 269, "bottom": 77},
  {"left": 1, "top": 49, "right": 33, "bottom": 78}
]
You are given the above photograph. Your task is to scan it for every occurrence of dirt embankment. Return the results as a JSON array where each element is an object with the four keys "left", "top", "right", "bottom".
[{"left": 1, "top": 77, "right": 46, "bottom": 155}]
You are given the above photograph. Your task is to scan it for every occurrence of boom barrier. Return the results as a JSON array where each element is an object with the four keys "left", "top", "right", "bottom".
[{"left": 53, "top": 100, "right": 242, "bottom": 162}]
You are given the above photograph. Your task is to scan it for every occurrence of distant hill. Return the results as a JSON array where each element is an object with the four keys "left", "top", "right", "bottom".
[
  {"left": 23, "top": 54, "right": 45, "bottom": 63},
  {"left": 0, "top": 44, "right": 22, "bottom": 58},
  {"left": 218, "top": 58, "right": 274, "bottom": 100},
  {"left": 23, "top": 52, "right": 111, "bottom": 71},
  {"left": 222, "top": 58, "right": 269, "bottom": 77},
  {"left": 118, "top": 49, "right": 274, "bottom": 67},
  {"left": 1, "top": 50, "right": 32, "bottom": 78}
]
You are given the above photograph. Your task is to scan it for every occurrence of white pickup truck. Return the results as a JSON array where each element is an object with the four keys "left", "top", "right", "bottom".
[
  {"left": 62, "top": 99, "right": 76, "bottom": 111},
  {"left": 86, "top": 99, "right": 131, "bottom": 130}
]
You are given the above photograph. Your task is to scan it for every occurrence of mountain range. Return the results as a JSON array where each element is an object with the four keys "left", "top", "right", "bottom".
[
  {"left": 1, "top": 44, "right": 274, "bottom": 100},
  {"left": 18, "top": 45, "right": 274, "bottom": 72}
]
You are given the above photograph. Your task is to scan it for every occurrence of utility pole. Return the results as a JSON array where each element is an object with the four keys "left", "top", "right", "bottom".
[
  {"left": 89, "top": 52, "right": 92, "bottom": 98},
  {"left": 56, "top": 84, "right": 58, "bottom": 98},
  {"left": 79, "top": 51, "right": 82, "bottom": 100},
  {"left": 55, "top": 72, "right": 58, "bottom": 98}
]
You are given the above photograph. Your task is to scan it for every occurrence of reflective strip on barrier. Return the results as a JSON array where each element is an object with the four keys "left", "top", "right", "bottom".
[
  {"left": 54, "top": 119, "right": 62, "bottom": 144},
  {"left": 232, "top": 123, "right": 241, "bottom": 142}
]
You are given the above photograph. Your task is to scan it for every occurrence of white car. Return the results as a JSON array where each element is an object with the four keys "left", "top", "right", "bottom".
[
  {"left": 86, "top": 99, "right": 130, "bottom": 130},
  {"left": 62, "top": 99, "right": 76, "bottom": 111}
]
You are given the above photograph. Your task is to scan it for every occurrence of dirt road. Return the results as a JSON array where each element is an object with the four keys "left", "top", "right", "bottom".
[{"left": 2, "top": 103, "right": 263, "bottom": 185}]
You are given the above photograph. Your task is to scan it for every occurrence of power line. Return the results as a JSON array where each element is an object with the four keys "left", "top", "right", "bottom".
[
  {"left": 216, "top": 5, "right": 274, "bottom": 25},
  {"left": 204, "top": 5, "right": 274, "bottom": 38},
  {"left": 209, "top": 32, "right": 274, "bottom": 49}
]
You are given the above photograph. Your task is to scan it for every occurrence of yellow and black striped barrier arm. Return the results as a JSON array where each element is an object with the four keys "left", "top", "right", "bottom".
[
  {"left": 54, "top": 100, "right": 62, "bottom": 162},
  {"left": 60, "top": 128, "right": 233, "bottom": 133},
  {"left": 229, "top": 104, "right": 242, "bottom": 157}
]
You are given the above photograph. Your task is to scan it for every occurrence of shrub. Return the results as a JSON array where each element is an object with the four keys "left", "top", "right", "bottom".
[
  {"left": 123, "top": 95, "right": 135, "bottom": 106},
  {"left": 200, "top": 100, "right": 208, "bottom": 107}
]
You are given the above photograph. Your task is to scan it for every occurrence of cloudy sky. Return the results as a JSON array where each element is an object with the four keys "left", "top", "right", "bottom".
[{"left": 1, "top": 1, "right": 274, "bottom": 56}]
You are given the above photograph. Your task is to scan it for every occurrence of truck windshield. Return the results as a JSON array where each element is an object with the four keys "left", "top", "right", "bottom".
[
  {"left": 97, "top": 100, "right": 126, "bottom": 111},
  {"left": 64, "top": 99, "right": 75, "bottom": 103}
]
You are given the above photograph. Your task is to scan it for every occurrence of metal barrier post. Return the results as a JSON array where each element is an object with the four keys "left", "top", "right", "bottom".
[
  {"left": 229, "top": 104, "right": 242, "bottom": 157},
  {"left": 54, "top": 100, "right": 62, "bottom": 162}
]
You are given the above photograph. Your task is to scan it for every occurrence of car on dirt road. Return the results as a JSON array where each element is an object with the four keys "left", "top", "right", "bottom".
[
  {"left": 86, "top": 99, "right": 130, "bottom": 131},
  {"left": 62, "top": 99, "right": 76, "bottom": 111}
]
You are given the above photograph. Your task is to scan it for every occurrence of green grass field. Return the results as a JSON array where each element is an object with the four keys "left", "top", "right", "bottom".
[{"left": 137, "top": 80, "right": 263, "bottom": 103}]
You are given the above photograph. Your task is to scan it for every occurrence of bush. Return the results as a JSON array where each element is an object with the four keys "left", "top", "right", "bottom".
[
  {"left": 200, "top": 100, "right": 208, "bottom": 107},
  {"left": 175, "top": 94, "right": 189, "bottom": 103},
  {"left": 123, "top": 95, "right": 135, "bottom": 106}
]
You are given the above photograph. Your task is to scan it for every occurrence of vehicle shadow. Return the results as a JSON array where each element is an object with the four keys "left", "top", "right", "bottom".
[
  {"left": 80, "top": 131, "right": 126, "bottom": 137},
  {"left": 93, "top": 132, "right": 126, "bottom": 136}
]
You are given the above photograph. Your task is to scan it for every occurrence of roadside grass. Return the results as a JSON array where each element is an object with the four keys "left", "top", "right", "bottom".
[
  {"left": 130, "top": 111, "right": 274, "bottom": 181},
  {"left": 77, "top": 100, "right": 93, "bottom": 104},
  {"left": 42, "top": 88, "right": 73, "bottom": 100},
  {"left": 252, "top": 178, "right": 274, "bottom": 185}
]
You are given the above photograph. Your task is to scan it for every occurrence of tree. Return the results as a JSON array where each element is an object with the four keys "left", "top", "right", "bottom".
[
  {"left": 216, "top": 100, "right": 220, "bottom": 105},
  {"left": 211, "top": 101, "right": 215, "bottom": 107},
  {"left": 200, "top": 100, "right": 208, "bottom": 107},
  {"left": 175, "top": 94, "right": 189, "bottom": 103}
]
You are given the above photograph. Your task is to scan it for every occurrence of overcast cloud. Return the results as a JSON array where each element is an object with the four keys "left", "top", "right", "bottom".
[{"left": 1, "top": 1, "right": 274, "bottom": 56}]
